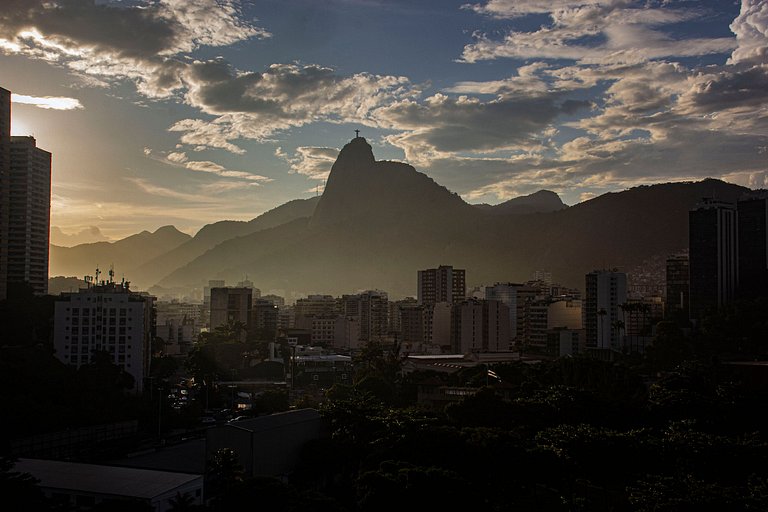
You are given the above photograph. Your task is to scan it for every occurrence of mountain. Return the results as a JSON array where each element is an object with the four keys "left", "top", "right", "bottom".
[
  {"left": 128, "top": 196, "right": 320, "bottom": 289},
  {"left": 154, "top": 137, "right": 750, "bottom": 297},
  {"left": 49, "top": 226, "right": 191, "bottom": 280},
  {"left": 475, "top": 190, "right": 567, "bottom": 215}
]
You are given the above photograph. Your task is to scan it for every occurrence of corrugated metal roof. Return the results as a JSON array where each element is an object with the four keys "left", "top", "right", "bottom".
[{"left": 15, "top": 459, "right": 202, "bottom": 499}]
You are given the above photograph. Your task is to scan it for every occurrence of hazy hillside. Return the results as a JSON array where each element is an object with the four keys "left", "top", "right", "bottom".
[
  {"left": 155, "top": 138, "right": 750, "bottom": 297},
  {"left": 129, "top": 196, "right": 320, "bottom": 289},
  {"left": 49, "top": 226, "right": 191, "bottom": 280},
  {"left": 475, "top": 190, "right": 567, "bottom": 215}
]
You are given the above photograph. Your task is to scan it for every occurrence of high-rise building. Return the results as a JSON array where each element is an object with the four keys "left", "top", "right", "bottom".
[
  {"left": 342, "top": 290, "right": 388, "bottom": 342},
  {"left": 8, "top": 136, "right": 51, "bottom": 295},
  {"left": 295, "top": 295, "right": 339, "bottom": 327},
  {"left": 665, "top": 254, "right": 690, "bottom": 319},
  {"left": 485, "top": 282, "right": 521, "bottom": 341},
  {"left": 0, "top": 88, "right": 51, "bottom": 298},
  {"left": 737, "top": 195, "right": 768, "bottom": 299},
  {"left": 584, "top": 270, "right": 627, "bottom": 350},
  {"left": 203, "top": 280, "right": 225, "bottom": 307},
  {"left": 450, "top": 299, "right": 510, "bottom": 354},
  {"left": 53, "top": 280, "right": 155, "bottom": 393},
  {"left": 388, "top": 297, "right": 417, "bottom": 333},
  {"left": 210, "top": 287, "right": 252, "bottom": 340},
  {"left": 0, "top": 87, "right": 10, "bottom": 300},
  {"left": 400, "top": 305, "right": 425, "bottom": 344},
  {"left": 689, "top": 199, "right": 738, "bottom": 320},
  {"left": 417, "top": 265, "right": 465, "bottom": 305},
  {"left": 251, "top": 298, "right": 279, "bottom": 339}
]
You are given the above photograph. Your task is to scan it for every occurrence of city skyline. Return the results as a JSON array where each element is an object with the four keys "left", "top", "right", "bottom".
[{"left": 1, "top": 0, "right": 766, "bottom": 242}]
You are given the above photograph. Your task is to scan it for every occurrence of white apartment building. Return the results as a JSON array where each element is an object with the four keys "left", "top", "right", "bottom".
[{"left": 53, "top": 282, "right": 154, "bottom": 393}]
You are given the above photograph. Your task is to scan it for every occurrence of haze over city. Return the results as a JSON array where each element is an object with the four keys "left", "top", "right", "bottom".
[
  {"left": 1, "top": 0, "right": 766, "bottom": 242},
  {"left": 3, "top": 2, "right": 768, "bottom": 511}
]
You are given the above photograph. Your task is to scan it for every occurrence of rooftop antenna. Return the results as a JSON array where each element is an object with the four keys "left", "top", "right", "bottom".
[
  {"left": 108, "top": 265, "right": 115, "bottom": 284},
  {"left": 95, "top": 265, "right": 101, "bottom": 284}
]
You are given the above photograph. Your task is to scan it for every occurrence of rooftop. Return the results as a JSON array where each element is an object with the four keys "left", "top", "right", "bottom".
[{"left": 15, "top": 459, "right": 202, "bottom": 499}]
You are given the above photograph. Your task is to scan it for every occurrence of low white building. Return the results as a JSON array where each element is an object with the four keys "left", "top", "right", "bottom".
[
  {"left": 53, "top": 281, "right": 154, "bottom": 393},
  {"left": 15, "top": 459, "right": 203, "bottom": 512}
]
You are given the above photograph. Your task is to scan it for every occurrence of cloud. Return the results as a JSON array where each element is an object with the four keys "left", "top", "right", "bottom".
[
  {"left": 11, "top": 93, "right": 83, "bottom": 110},
  {"left": 729, "top": 0, "right": 768, "bottom": 65},
  {"left": 460, "top": 1, "right": 736, "bottom": 64},
  {"left": 0, "top": 0, "right": 269, "bottom": 97},
  {"left": 126, "top": 177, "right": 221, "bottom": 202},
  {"left": 0, "top": 0, "right": 268, "bottom": 58},
  {"left": 276, "top": 146, "right": 339, "bottom": 180},
  {"left": 374, "top": 91, "right": 589, "bottom": 166},
  {"left": 170, "top": 62, "right": 416, "bottom": 151},
  {"left": 183, "top": 160, "right": 272, "bottom": 183}
]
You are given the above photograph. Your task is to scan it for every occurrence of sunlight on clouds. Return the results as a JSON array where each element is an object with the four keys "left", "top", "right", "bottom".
[
  {"left": 275, "top": 146, "right": 338, "bottom": 181},
  {"left": 12, "top": 93, "right": 83, "bottom": 110}
]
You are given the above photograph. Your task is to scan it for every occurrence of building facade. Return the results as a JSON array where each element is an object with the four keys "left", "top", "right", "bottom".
[
  {"left": 665, "top": 254, "right": 690, "bottom": 319},
  {"left": 0, "top": 88, "right": 51, "bottom": 298},
  {"left": 451, "top": 299, "right": 510, "bottom": 354},
  {"left": 737, "top": 195, "right": 768, "bottom": 299},
  {"left": 584, "top": 270, "right": 627, "bottom": 350},
  {"left": 0, "top": 87, "right": 9, "bottom": 300},
  {"left": 689, "top": 199, "right": 738, "bottom": 320},
  {"left": 342, "top": 290, "right": 388, "bottom": 342},
  {"left": 418, "top": 265, "right": 465, "bottom": 305},
  {"left": 210, "top": 287, "right": 252, "bottom": 340},
  {"left": 53, "top": 281, "right": 155, "bottom": 392}
]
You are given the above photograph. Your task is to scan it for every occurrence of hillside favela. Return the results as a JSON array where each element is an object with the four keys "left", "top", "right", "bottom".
[{"left": 2, "top": 1, "right": 768, "bottom": 511}]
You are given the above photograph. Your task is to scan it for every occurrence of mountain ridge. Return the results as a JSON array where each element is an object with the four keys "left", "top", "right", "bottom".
[{"left": 150, "top": 139, "right": 750, "bottom": 298}]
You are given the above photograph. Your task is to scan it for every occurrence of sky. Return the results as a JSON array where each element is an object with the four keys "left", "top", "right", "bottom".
[{"left": 1, "top": 0, "right": 767, "bottom": 244}]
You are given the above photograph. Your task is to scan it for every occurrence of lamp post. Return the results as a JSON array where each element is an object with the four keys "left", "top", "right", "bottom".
[
  {"left": 228, "top": 384, "right": 237, "bottom": 410},
  {"left": 157, "top": 386, "right": 163, "bottom": 439}
]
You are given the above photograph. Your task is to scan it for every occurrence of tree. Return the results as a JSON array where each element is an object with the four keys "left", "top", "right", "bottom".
[
  {"left": 207, "top": 448, "right": 244, "bottom": 497},
  {"left": 0, "top": 457, "right": 49, "bottom": 512},
  {"left": 168, "top": 491, "right": 204, "bottom": 512},
  {"left": 199, "top": 321, "right": 248, "bottom": 345}
]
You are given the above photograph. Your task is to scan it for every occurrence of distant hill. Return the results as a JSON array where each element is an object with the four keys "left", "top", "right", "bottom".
[
  {"left": 475, "top": 190, "right": 567, "bottom": 215},
  {"left": 129, "top": 196, "right": 320, "bottom": 289},
  {"left": 49, "top": 226, "right": 191, "bottom": 281},
  {"left": 153, "top": 138, "right": 749, "bottom": 297},
  {"left": 48, "top": 276, "right": 86, "bottom": 295}
]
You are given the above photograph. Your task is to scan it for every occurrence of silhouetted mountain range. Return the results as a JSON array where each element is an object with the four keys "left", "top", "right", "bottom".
[
  {"left": 474, "top": 190, "right": 567, "bottom": 215},
  {"left": 129, "top": 197, "right": 320, "bottom": 289},
  {"left": 49, "top": 225, "right": 191, "bottom": 281},
  {"left": 50, "top": 137, "right": 750, "bottom": 297}
]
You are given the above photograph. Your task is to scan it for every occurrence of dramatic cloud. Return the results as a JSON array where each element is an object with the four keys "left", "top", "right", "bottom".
[
  {"left": 398, "top": 0, "right": 764, "bottom": 204},
  {"left": 461, "top": 0, "right": 736, "bottom": 63},
  {"left": 11, "top": 93, "right": 83, "bottom": 110},
  {"left": 729, "top": 0, "right": 768, "bottom": 65},
  {"left": 275, "top": 146, "right": 339, "bottom": 181},
  {"left": 0, "top": 0, "right": 268, "bottom": 97},
  {"left": 0, "top": 0, "right": 267, "bottom": 58},
  {"left": 375, "top": 92, "right": 589, "bottom": 166},
  {"left": 171, "top": 62, "right": 415, "bottom": 151}
]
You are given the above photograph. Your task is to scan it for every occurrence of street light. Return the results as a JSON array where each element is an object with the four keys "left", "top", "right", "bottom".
[{"left": 228, "top": 384, "right": 237, "bottom": 410}]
